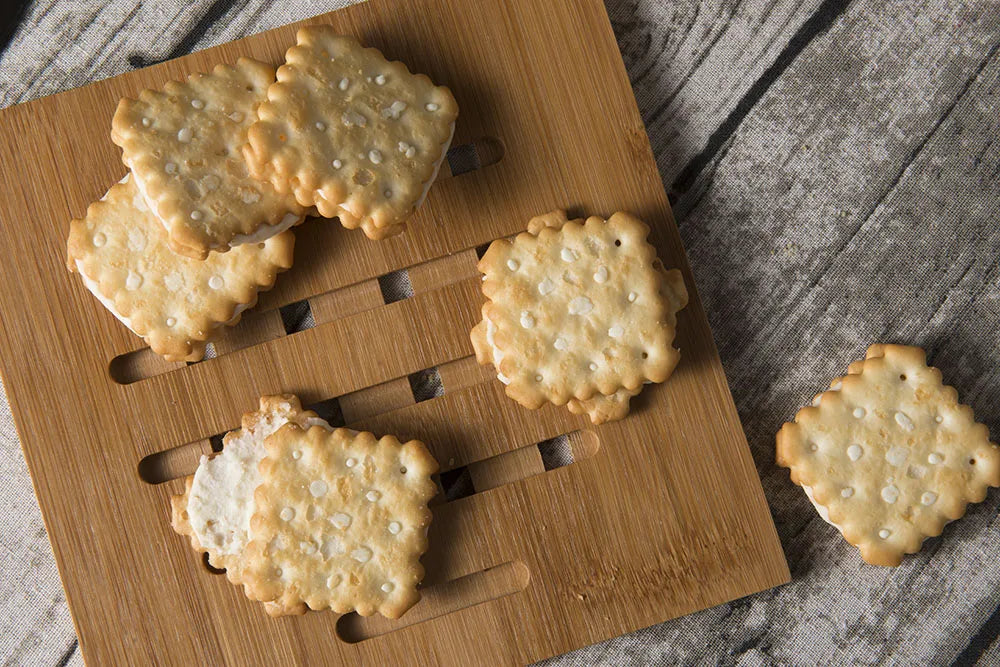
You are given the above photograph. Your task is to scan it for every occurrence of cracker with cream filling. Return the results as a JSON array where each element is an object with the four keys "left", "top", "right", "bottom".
[
  {"left": 240, "top": 425, "right": 438, "bottom": 618},
  {"left": 243, "top": 27, "right": 458, "bottom": 240},
  {"left": 170, "top": 395, "right": 326, "bottom": 598},
  {"left": 776, "top": 344, "right": 1000, "bottom": 566},
  {"left": 470, "top": 210, "right": 688, "bottom": 424},
  {"left": 66, "top": 175, "right": 294, "bottom": 362},
  {"left": 112, "top": 58, "right": 304, "bottom": 259}
]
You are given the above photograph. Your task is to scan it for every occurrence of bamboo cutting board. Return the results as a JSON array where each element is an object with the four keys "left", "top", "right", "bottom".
[{"left": 0, "top": 0, "right": 789, "bottom": 663}]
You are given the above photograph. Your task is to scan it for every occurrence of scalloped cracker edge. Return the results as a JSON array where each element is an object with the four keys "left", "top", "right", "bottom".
[{"left": 776, "top": 344, "right": 1000, "bottom": 566}]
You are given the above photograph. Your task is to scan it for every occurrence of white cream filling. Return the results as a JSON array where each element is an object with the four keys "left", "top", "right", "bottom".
[
  {"left": 484, "top": 316, "right": 510, "bottom": 384},
  {"left": 188, "top": 409, "right": 330, "bottom": 556},
  {"left": 75, "top": 260, "right": 137, "bottom": 333},
  {"left": 225, "top": 301, "right": 251, "bottom": 326},
  {"left": 801, "top": 485, "right": 838, "bottom": 528},
  {"left": 228, "top": 211, "right": 302, "bottom": 247},
  {"left": 414, "top": 120, "right": 456, "bottom": 210},
  {"left": 127, "top": 161, "right": 166, "bottom": 226}
]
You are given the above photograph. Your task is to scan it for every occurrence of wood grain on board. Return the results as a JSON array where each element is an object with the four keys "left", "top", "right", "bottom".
[{"left": 0, "top": 0, "right": 788, "bottom": 664}]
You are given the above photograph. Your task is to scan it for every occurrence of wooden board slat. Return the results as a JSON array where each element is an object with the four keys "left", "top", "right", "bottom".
[
  {"left": 339, "top": 377, "right": 415, "bottom": 423},
  {"left": 407, "top": 248, "right": 480, "bottom": 293},
  {"left": 212, "top": 308, "right": 286, "bottom": 357},
  {"left": 436, "top": 355, "right": 491, "bottom": 393},
  {"left": 309, "top": 277, "right": 384, "bottom": 325},
  {"left": 468, "top": 445, "right": 546, "bottom": 492},
  {"left": 0, "top": 0, "right": 789, "bottom": 664}
]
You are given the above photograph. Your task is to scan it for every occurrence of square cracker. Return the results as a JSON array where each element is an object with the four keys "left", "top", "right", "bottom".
[
  {"left": 243, "top": 27, "right": 458, "bottom": 240},
  {"left": 470, "top": 210, "right": 688, "bottom": 424},
  {"left": 67, "top": 174, "right": 294, "bottom": 362},
  {"left": 241, "top": 425, "right": 439, "bottom": 618},
  {"left": 112, "top": 58, "right": 304, "bottom": 259},
  {"left": 776, "top": 344, "right": 1000, "bottom": 566}
]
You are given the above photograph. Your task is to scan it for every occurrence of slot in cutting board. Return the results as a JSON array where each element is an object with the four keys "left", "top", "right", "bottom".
[{"left": 0, "top": 0, "right": 790, "bottom": 663}]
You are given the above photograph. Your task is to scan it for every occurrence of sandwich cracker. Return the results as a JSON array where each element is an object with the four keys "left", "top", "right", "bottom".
[
  {"left": 243, "top": 27, "right": 458, "bottom": 240},
  {"left": 67, "top": 175, "right": 294, "bottom": 362},
  {"left": 777, "top": 344, "right": 1000, "bottom": 566},
  {"left": 241, "top": 425, "right": 439, "bottom": 618},
  {"left": 471, "top": 210, "right": 688, "bottom": 424},
  {"left": 112, "top": 58, "right": 304, "bottom": 259},
  {"left": 170, "top": 395, "right": 327, "bottom": 590}
]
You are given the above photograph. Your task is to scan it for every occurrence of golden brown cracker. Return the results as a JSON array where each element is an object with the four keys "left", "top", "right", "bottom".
[
  {"left": 777, "top": 344, "right": 1000, "bottom": 566},
  {"left": 471, "top": 210, "right": 688, "bottom": 424},
  {"left": 241, "top": 425, "right": 438, "bottom": 618},
  {"left": 67, "top": 175, "right": 294, "bottom": 362},
  {"left": 243, "top": 27, "right": 458, "bottom": 240},
  {"left": 112, "top": 58, "right": 304, "bottom": 259}
]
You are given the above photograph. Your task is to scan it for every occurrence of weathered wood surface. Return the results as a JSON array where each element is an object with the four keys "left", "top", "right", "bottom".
[{"left": 1, "top": 0, "right": 999, "bottom": 664}]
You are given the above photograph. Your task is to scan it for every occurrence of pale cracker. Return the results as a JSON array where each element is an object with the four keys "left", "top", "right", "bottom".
[
  {"left": 112, "top": 58, "right": 305, "bottom": 259},
  {"left": 240, "top": 425, "right": 439, "bottom": 618},
  {"left": 470, "top": 210, "right": 688, "bottom": 424},
  {"left": 66, "top": 174, "right": 294, "bottom": 362},
  {"left": 776, "top": 344, "right": 1000, "bottom": 566},
  {"left": 243, "top": 27, "right": 458, "bottom": 240}
]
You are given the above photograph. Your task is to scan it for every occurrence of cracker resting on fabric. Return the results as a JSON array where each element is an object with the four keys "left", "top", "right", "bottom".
[
  {"left": 471, "top": 210, "right": 688, "bottom": 424},
  {"left": 112, "top": 58, "right": 304, "bottom": 259},
  {"left": 67, "top": 175, "right": 294, "bottom": 362},
  {"left": 243, "top": 27, "right": 458, "bottom": 240},
  {"left": 776, "top": 344, "right": 1000, "bottom": 566},
  {"left": 241, "top": 425, "right": 439, "bottom": 618}
]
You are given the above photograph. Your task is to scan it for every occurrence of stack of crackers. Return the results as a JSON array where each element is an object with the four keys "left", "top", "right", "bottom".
[
  {"left": 170, "top": 203, "right": 694, "bottom": 619},
  {"left": 63, "top": 21, "right": 698, "bottom": 620},
  {"left": 67, "top": 26, "right": 458, "bottom": 362}
]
